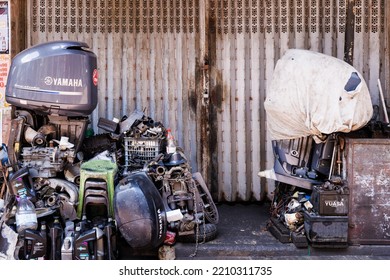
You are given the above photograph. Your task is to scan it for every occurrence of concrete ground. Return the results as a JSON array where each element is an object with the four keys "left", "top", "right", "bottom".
[{"left": 174, "top": 202, "right": 390, "bottom": 260}]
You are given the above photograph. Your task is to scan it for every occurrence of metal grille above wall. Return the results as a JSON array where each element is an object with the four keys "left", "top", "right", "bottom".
[
  {"left": 33, "top": 0, "right": 385, "bottom": 35},
  {"left": 32, "top": 0, "right": 200, "bottom": 34}
]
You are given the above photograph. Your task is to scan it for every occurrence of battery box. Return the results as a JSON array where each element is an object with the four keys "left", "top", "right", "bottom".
[
  {"left": 311, "top": 185, "right": 349, "bottom": 216},
  {"left": 303, "top": 210, "right": 348, "bottom": 248}
]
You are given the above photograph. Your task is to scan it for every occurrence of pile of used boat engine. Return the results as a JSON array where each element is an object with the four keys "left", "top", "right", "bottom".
[
  {"left": 0, "top": 41, "right": 218, "bottom": 260},
  {"left": 260, "top": 49, "right": 375, "bottom": 249}
]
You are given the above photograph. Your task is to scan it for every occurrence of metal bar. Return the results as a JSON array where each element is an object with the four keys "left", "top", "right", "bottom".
[
  {"left": 378, "top": 78, "right": 389, "bottom": 123},
  {"left": 344, "top": 0, "right": 355, "bottom": 65}
]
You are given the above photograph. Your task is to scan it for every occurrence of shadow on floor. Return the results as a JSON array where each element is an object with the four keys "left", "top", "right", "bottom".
[{"left": 174, "top": 202, "right": 390, "bottom": 260}]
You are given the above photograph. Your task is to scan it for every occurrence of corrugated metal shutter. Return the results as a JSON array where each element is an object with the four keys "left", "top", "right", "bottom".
[
  {"left": 208, "top": 0, "right": 387, "bottom": 201},
  {"left": 28, "top": 0, "right": 388, "bottom": 202},
  {"left": 29, "top": 0, "right": 201, "bottom": 171}
]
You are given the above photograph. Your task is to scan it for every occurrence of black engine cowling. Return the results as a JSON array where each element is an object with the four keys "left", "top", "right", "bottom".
[{"left": 114, "top": 171, "right": 167, "bottom": 250}]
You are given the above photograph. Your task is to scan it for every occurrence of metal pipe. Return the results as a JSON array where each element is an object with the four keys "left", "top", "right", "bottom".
[
  {"left": 156, "top": 166, "right": 166, "bottom": 176},
  {"left": 378, "top": 78, "right": 389, "bottom": 124},
  {"left": 328, "top": 139, "right": 337, "bottom": 180}
]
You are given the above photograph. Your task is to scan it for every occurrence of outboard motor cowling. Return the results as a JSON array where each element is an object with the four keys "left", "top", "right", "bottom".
[
  {"left": 114, "top": 171, "right": 167, "bottom": 250},
  {"left": 6, "top": 40, "right": 98, "bottom": 116}
]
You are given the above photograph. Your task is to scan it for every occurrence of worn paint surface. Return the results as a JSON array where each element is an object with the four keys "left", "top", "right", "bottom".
[
  {"left": 27, "top": 0, "right": 388, "bottom": 202},
  {"left": 346, "top": 138, "right": 390, "bottom": 244}
]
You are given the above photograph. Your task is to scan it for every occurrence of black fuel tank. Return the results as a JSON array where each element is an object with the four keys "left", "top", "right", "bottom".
[{"left": 6, "top": 41, "right": 98, "bottom": 116}]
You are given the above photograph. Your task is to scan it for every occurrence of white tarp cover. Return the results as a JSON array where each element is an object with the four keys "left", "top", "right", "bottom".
[{"left": 264, "top": 49, "right": 373, "bottom": 141}]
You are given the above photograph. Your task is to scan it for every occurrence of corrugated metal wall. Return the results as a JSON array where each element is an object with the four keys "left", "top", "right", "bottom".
[
  {"left": 28, "top": 0, "right": 388, "bottom": 202},
  {"left": 208, "top": 0, "right": 387, "bottom": 201},
  {"left": 28, "top": 0, "right": 201, "bottom": 171}
]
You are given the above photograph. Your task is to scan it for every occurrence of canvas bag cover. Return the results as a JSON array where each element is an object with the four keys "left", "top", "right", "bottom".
[{"left": 264, "top": 49, "right": 373, "bottom": 142}]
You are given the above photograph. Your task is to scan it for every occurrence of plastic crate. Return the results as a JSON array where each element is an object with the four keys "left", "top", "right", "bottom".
[{"left": 124, "top": 137, "right": 162, "bottom": 167}]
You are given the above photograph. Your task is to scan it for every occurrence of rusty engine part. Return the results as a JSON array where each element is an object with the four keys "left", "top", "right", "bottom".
[
  {"left": 20, "top": 146, "right": 76, "bottom": 178},
  {"left": 146, "top": 151, "right": 218, "bottom": 240},
  {"left": 33, "top": 178, "right": 78, "bottom": 221}
]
